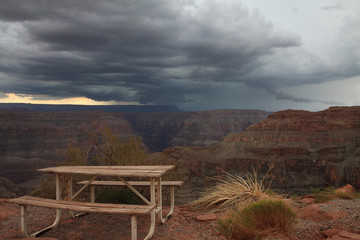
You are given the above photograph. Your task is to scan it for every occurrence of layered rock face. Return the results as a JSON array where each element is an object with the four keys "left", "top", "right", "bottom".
[
  {"left": 0, "top": 111, "right": 133, "bottom": 190},
  {"left": 0, "top": 109, "right": 267, "bottom": 196},
  {"left": 170, "top": 110, "right": 268, "bottom": 147},
  {"left": 123, "top": 110, "right": 268, "bottom": 151},
  {"left": 149, "top": 107, "right": 360, "bottom": 202}
]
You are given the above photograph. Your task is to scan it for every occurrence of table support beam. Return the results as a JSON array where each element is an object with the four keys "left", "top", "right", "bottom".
[
  {"left": 117, "top": 176, "right": 151, "bottom": 205},
  {"left": 71, "top": 175, "right": 98, "bottom": 200}
]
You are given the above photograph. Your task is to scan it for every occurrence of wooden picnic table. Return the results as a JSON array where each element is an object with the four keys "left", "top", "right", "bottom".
[
  {"left": 38, "top": 165, "right": 175, "bottom": 177},
  {"left": 10, "top": 165, "right": 177, "bottom": 240}
]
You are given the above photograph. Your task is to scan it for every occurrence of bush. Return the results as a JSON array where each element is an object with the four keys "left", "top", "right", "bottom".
[
  {"left": 191, "top": 171, "right": 279, "bottom": 211},
  {"left": 63, "top": 123, "right": 148, "bottom": 166},
  {"left": 30, "top": 181, "right": 55, "bottom": 199},
  {"left": 218, "top": 200, "right": 296, "bottom": 240},
  {"left": 96, "top": 187, "right": 142, "bottom": 204},
  {"left": 31, "top": 123, "right": 150, "bottom": 202}
]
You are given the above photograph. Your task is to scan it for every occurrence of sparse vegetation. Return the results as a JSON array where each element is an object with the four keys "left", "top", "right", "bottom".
[
  {"left": 218, "top": 200, "right": 297, "bottom": 240},
  {"left": 63, "top": 122, "right": 147, "bottom": 166},
  {"left": 32, "top": 123, "right": 148, "bottom": 201},
  {"left": 30, "top": 177, "right": 56, "bottom": 199},
  {"left": 95, "top": 186, "right": 141, "bottom": 204},
  {"left": 311, "top": 186, "right": 360, "bottom": 203},
  {"left": 191, "top": 171, "right": 279, "bottom": 211}
]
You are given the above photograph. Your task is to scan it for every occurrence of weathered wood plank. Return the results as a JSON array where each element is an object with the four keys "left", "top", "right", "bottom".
[
  {"left": 77, "top": 180, "right": 183, "bottom": 187},
  {"left": 38, "top": 165, "right": 175, "bottom": 178},
  {"left": 8, "top": 196, "right": 154, "bottom": 215}
]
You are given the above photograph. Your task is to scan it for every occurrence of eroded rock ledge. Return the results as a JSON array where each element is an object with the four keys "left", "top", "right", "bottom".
[{"left": 149, "top": 106, "right": 360, "bottom": 202}]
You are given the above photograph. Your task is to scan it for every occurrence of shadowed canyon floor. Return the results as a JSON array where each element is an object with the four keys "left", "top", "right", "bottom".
[{"left": 1, "top": 197, "right": 360, "bottom": 240}]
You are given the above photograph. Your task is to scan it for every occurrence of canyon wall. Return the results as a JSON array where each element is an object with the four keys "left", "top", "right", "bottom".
[
  {"left": 123, "top": 110, "right": 268, "bottom": 151},
  {"left": 0, "top": 111, "right": 134, "bottom": 196},
  {"left": 5, "top": 106, "right": 358, "bottom": 202},
  {"left": 0, "top": 109, "right": 267, "bottom": 197},
  {"left": 148, "top": 107, "right": 360, "bottom": 203}
]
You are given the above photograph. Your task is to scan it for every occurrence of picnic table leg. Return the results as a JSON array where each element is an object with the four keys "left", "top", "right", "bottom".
[
  {"left": 90, "top": 185, "right": 95, "bottom": 203},
  {"left": 25, "top": 174, "right": 62, "bottom": 237},
  {"left": 131, "top": 215, "right": 137, "bottom": 240},
  {"left": 71, "top": 175, "right": 98, "bottom": 218},
  {"left": 155, "top": 178, "right": 174, "bottom": 223},
  {"left": 20, "top": 205, "right": 29, "bottom": 237},
  {"left": 144, "top": 178, "right": 156, "bottom": 240},
  {"left": 162, "top": 186, "right": 175, "bottom": 221},
  {"left": 155, "top": 177, "right": 164, "bottom": 223},
  {"left": 55, "top": 173, "right": 62, "bottom": 225},
  {"left": 66, "top": 174, "right": 76, "bottom": 218}
]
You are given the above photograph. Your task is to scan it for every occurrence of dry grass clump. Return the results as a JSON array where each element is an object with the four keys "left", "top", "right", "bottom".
[
  {"left": 334, "top": 190, "right": 360, "bottom": 200},
  {"left": 311, "top": 186, "right": 360, "bottom": 203},
  {"left": 218, "top": 200, "right": 296, "bottom": 240},
  {"left": 191, "top": 171, "right": 279, "bottom": 211}
]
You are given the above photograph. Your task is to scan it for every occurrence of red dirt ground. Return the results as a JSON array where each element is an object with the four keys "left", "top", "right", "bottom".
[{"left": 1, "top": 197, "right": 360, "bottom": 240}]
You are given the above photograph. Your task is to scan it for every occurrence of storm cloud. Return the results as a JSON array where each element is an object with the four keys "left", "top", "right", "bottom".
[{"left": 0, "top": 0, "right": 359, "bottom": 110}]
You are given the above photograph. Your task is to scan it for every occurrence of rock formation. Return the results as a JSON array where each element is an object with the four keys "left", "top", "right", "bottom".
[
  {"left": 0, "top": 111, "right": 134, "bottom": 192},
  {"left": 0, "top": 109, "right": 267, "bottom": 196},
  {"left": 149, "top": 107, "right": 360, "bottom": 202},
  {"left": 123, "top": 110, "right": 268, "bottom": 151}
]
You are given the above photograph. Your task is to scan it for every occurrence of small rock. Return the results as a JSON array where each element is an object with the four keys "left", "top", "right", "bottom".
[
  {"left": 327, "top": 211, "right": 348, "bottom": 220},
  {"left": 196, "top": 213, "right": 217, "bottom": 221},
  {"left": 338, "top": 231, "right": 360, "bottom": 240},
  {"left": 321, "top": 228, "right": 341, "bottom": 237},
  {"left": 23, "top": 238, "right": 58, "bottom": 240},
  {"left": 296, "top": 204, "right": 332, "bottom": 222},
  {"left": 328, "top": 236, "right": 353, "bottom": 240},
  {"left": 335, "top": 184, "right": 356, "bottom": 194},
  {"left": 301, "top": 197, "right": 315, "bottom": 204},
  {"left": 301, "top": 194, "right": 313, "bottom": 198},
  {"left": 0, "top": 198, "right": 9, "bottom": 203}
]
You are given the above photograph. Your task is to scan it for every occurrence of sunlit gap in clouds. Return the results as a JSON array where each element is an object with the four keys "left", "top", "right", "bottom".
[{"left": 0, "top": 93, "right": 140, "bottom": 105}]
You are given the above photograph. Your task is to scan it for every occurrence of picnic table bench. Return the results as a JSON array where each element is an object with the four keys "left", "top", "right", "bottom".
[
  {"left": 7, "top": 165, "right": 181, "bottom": 240},
  {"left": 8, "top": 196, "right": 155, "bottom": 239}
]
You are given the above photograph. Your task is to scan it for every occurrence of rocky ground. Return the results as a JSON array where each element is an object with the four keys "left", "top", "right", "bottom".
[{"left": 1, "top": 197, "right": 360, "bottom": 240}]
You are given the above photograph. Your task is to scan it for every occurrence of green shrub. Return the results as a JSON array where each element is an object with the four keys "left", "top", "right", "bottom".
[
  {"left": 218, "top": 200, "right": 296, "bottom": 240},
  {"left": 62, "top": 123, "right": 147, "bottom": 166},
  {"left": 291, "top": 193, "right": 299, "bottom": 200},
  {"left": 30, "top": 179, "right": 56, "bottom": 199},
  {"left": 95, "top": 186, "right": 142, "bottom": 204},
  {"left": 33, "top": 123, "right": 149, "bottom": 200},
  {"left": 311, "top": 187, "right": 333, "bottom": 203}
]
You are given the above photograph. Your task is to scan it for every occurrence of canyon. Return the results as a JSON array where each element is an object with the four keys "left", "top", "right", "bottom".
[
  {"left": 1, "top": 106, "right": 360, "bottom": 202},
  {"left": 0, "top": 108, "right": 268, "bottom": 197},
  {"left": 148, "top": 106, "right": 360, "bottom": 203}
]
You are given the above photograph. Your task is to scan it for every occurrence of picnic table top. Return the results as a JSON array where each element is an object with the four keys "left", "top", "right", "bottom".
[{"left": 38, "top": 165, "right": 176, "bottom": 178}]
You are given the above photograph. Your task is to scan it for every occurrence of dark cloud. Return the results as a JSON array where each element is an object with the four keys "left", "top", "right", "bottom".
[
  {"left": 265, "top": 87, "right": 343, "bottom": 105},
  {"left": 0, "top": 0, "right": 358, "bottom": 110}
]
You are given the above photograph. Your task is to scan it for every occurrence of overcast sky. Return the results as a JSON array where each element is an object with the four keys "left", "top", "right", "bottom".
[{"left": 0, "top": 0, "right": 359, "bottom": 111}]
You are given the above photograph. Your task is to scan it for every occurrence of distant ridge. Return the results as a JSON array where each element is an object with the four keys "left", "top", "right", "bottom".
[{"left": 0, "top": 103, "right": 182, "bottom": 112}]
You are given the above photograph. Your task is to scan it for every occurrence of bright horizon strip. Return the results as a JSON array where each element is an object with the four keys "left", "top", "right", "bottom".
[{"left": 0, "top": 93, "right": 140, "bottom": 105}]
